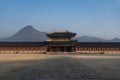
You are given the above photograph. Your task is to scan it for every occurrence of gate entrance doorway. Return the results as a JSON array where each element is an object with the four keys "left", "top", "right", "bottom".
[{"left": 48, "top": 46, "right": 72, "bottom": 52}]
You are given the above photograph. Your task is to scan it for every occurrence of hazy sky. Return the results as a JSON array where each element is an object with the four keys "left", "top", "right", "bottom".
[{"left": 0, "top": 0, "right": 120, "bottom": 39}]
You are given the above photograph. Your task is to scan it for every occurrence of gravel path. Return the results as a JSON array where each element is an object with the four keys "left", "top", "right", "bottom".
[{"left": 9, "top": 57, "right": 104, "bottom": 80}]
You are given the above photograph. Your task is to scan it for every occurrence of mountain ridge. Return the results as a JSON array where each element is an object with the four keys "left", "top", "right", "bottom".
[
  {"left": 0, "top": 25, "right": 120, "bottom": 42},
  {"left": 0, "top": 25, "right": 48, "bottom": 42}
]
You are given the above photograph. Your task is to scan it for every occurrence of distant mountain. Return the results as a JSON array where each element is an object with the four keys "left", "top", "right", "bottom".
[
  {"left": 107, "top": 38, "right": 120, "bottom": 42},
  {"left": 73, "top": 36, "right": 120, "bottom": 42},
  {"left": 0, "top": 25, "right": 48, "bottom": 42},
  {"left": 0, "top": 25, "right": 120, "bottom": 42},
  {"left": 73, "top": 36, "right": 105, "bottom": 42}
]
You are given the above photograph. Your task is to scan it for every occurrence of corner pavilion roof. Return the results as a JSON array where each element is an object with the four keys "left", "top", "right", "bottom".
[{"left": 46, "top": 30, "right": 76, "bottom": 38}]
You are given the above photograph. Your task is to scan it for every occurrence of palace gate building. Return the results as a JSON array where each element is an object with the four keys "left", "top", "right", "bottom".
[
  {"left": 0, "top": 30, "right": 120, "bottom": 54},
  {"left": 45, "top": 30, "right": 77, "bottom": 53}
]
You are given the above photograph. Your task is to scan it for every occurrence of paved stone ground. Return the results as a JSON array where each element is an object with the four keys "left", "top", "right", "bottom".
[{"left": 9, "top": 57, "right": 104, "bottom": 80}]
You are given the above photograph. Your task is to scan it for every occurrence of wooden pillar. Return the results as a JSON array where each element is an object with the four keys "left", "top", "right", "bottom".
[
  {"left": 51, "top": 46, "right": 52, "bottom": 52},
  {"left": 64, "top": 46, "right": 66, "bottom": 52},
  {"left": 72, "top": 45, "right": 74, "bottom": 52},
  {"left": 71, "top": 45, "right": 73, "bottom": 52},
  {"left": 75, "top": 47, "right": 77, "bottom": 52},
  {"left": 50, "top": 46, "right": 51, "bottom": 52},
  {"left": 57, "top": 46, "right": 58, "bottom": 52}
]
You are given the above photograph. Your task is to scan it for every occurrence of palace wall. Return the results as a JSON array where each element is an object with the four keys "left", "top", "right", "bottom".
[
  {"left": 76, "top": 47, "right": 120, "bottom": 54},
  {"left": 0, "top": 42, "right": 120, "bottom": 54},
  {"left": 0, "top": 46, "right": 120, "bottom": 54},
  {"left": 0, "top": 47, "right": 47, "bottom": 54}
]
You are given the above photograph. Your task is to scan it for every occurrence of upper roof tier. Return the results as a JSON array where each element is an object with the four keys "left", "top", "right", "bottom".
[{"left": 46, "top": 30, "right": 76, "bottom": 38}]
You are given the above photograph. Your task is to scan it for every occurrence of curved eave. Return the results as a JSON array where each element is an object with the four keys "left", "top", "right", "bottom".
[{"left": 46, "top": 33, "right": 76, "bottom": 38}]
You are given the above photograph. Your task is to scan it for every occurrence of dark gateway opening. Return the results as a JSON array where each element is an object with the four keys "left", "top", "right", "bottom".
[{"left": 48, "top": 46, "right": 72, "bottom": 52}]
